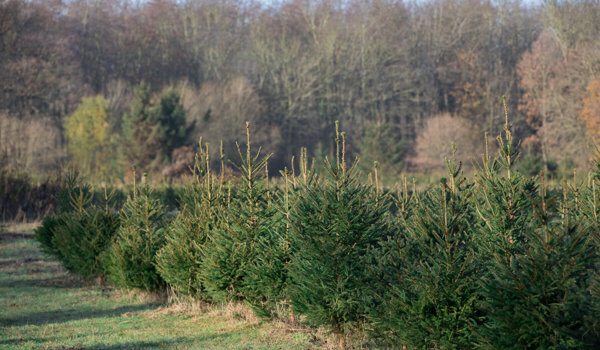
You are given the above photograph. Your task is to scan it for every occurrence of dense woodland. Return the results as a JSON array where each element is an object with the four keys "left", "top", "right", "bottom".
[{"left": 1, "top": 0, "right": 600, "bottom": 181}]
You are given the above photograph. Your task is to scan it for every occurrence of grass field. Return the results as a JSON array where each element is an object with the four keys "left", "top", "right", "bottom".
[{"left": 0, "top": 223, "right": 317, "bottom": 350}]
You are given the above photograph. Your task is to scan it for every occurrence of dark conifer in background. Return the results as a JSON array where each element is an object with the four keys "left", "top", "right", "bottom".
[
  {"left": 287, "top": 122, "right": 393, "bottom": 348},
  {"left": 121, "top": 84, "right": 192, "bottom": 174}
]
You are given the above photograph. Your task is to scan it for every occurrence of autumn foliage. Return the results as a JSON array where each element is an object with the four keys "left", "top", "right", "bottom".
[{"left": 580, "top": 79, "right": 600, "bottom": 145}]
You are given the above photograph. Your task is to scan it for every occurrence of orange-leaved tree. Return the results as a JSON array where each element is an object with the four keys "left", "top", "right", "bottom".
[{"left": 580, "top": 79, "right": 600, "bottom": 145}]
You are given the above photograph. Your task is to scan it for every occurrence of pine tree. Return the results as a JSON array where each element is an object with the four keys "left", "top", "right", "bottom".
[
  {"left": 52, "top": 186, "right": 118, "bottom": 279},
  {"left": 105, "top": 172, "right": 167, "bottom": 291},
  {"left": 121, "top": 85, "right": 191, "bottom": 174},
  {"left": 480, "top": 182, "right": 597, "bottom": 348},
  {"left": 200, "top": 122, "right": 276, "bottom": 302},
  {"left": 476, "top": 98, "right": 599, "bottom": 348},
  {"left": 381, "top": 151, "right": 479, "bottom": 348},
  {"left": 156, "top": 144, "right": 227, "bottom": 299},
  {"left": 580, "top": 174, "right": 600, "bottom": 341},
  {"left": 35, "top": 169, "right": 90, "bottom": 259},
  {"left": 244, "top": 147, "right": 316, "bottom": 319},
  {"left": 287, "top": 123, "right": 393, "bottom": 348},
  {"left": 364, "top": 175, "right": 416, "bottom": 342}
]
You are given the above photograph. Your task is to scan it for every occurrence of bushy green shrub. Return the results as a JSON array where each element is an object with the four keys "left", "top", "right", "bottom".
[{"left": 105, "top": 181, "right": 167, "bottom": 291}]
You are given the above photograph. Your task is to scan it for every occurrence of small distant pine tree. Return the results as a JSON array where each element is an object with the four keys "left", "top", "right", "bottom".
[
  {"left": 287, "top": 123, "right": 393, "bottom": 348},
  {"left": 359, "top": 120, "right": 405, "bottom": 179},
  {"left": 200, "top": 122, "right": 277, "bottom": 302},
  {"left": 35, "top": 169, "right": 90, "bottom": 258},
  {"left": 105, "top": 172, "right": 167, "bottom": 291},
  {"left": 52, "top": 186, "right": 118, "bottom": 279}
]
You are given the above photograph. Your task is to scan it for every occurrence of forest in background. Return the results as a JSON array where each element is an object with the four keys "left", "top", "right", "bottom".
[{"left": 1, "top": 0, "right": 600, "bottom": 182}]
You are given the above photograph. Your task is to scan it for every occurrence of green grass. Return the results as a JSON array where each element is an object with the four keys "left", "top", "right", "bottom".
[{"left": 0, "top": 223, "right": 315, "bottom": 350}]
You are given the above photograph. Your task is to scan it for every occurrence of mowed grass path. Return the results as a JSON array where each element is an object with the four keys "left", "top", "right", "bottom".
[{"left": 0, "top": 224, "right": 313, "bottom": 350}]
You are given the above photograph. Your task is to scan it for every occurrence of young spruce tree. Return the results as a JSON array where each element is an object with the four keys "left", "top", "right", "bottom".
[
  {"left": 580, "top": 160, "right": 600, "bottom": 340},
  {"left": 200, "top": 122, "right": 277, "bottom": 303},
  {"left": 244, "top": 147, "right": 316, "bottom": 319},
  {"left": 287, "top": 122, "right": 393, "bottom": 348},
  {"left": 35, "top": 169, "right": 91, "bottom": 259},
  {"left": 52, "top": 186, "right": 118, "bottom": 279},
  {"left": 364, "top": 174, "right": 416, "bottom": 343},
  {"left": 105, "top": 170, "right": 167, "bottom": 291},
  {"left": 475, "top": 98, "right": 599, "bottom": 348},
  {"left": 156, "top": 142, "right": 227, "bottom": 299},
  {"left": 383, "top": 149, "right": 480, "bottom": 348}
]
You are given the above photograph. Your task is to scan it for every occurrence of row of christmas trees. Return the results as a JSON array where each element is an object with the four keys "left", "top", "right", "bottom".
[{"left": 37, "top": 114, "right": 600, "bottom": 348}]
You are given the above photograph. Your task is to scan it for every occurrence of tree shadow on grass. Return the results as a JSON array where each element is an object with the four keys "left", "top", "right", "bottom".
[
  {"left": 0, "top": 303, "right": 159, "bottom": 327},
  {"left": 82, "top": 335, "right": 226, "bottom": 349},
  {"left": 0, "top": 274, "right": 84, "bottom": 289},
  {"left": 0, "top": 334, "right": 230, "bottom": 349}
]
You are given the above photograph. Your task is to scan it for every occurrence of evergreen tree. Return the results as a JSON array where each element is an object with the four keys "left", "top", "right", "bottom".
[
  {"left": 35, "top": 169, "right": 90, "bottom": 258},
  {"left": 359, "top": 120, "right": 405, "bottom": 179},
  {"left": 287, "top": 123, "right": 393, "bottom": 348},
  {"left": 105, "top": 172, "right": 167, "bottom": 291},
  {"left": 580, "top": 173, "right": 600, "bottom": 341},
  {"left": 52, "top": 186, "right": 118, "bottom": 279},
  {"left": 380, "top": 152, "right": 479, "bottom": 348},
  {"left": 479, "top": 184, "right": 597, "bottom": 348},
  {"left": 156, "top": 145, "right": 227, "bottom": 299},
  {"left": 244, "top": 148, "right": 316, "bottom": 319},
  {"left": 200, "top": 122, "right": 276, "bottom": 302},
  {"left": 476, "top": 99, "right": 599, "bottom": 348},
  {"left": 364, "top": 175, "right": 416, "bottom": 342},
  {"left": 121, "top": 84, "right": 191, "bottom": 173}
]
